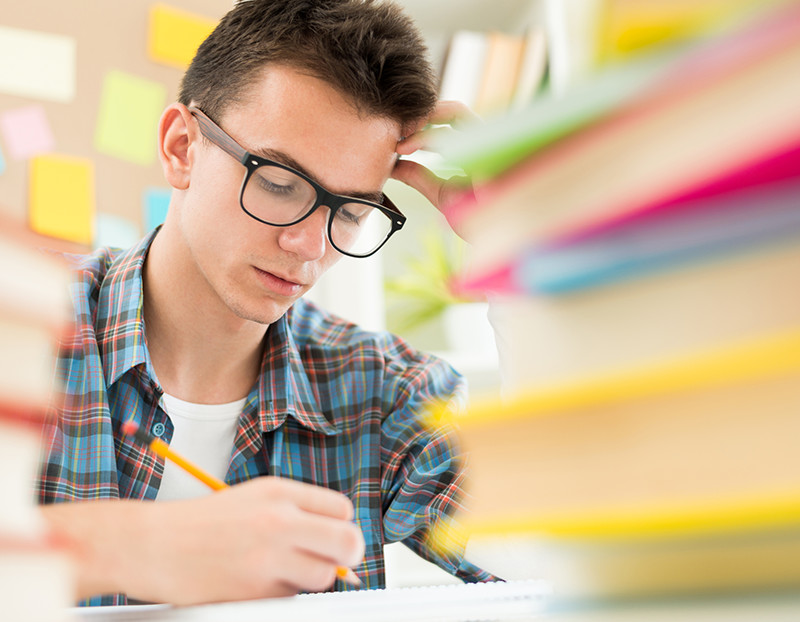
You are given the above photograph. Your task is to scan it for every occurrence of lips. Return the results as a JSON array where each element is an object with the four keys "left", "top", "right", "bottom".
[{"left": 253, "top": 266, "right": 304, "bottom": 297}]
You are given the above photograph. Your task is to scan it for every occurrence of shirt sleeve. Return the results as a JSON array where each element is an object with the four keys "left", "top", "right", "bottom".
[{"left": 379, "top": 353, "right": 500, "bottom": 583}]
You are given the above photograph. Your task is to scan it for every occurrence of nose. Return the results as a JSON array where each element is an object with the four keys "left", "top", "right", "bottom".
[{"left": 277, "top": 206, "right": 329, "bottom": 261}]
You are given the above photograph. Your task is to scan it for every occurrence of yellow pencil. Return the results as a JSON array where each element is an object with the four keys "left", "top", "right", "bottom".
[{"left": 122, "top": 418, "right": 362, "bottom": 586}]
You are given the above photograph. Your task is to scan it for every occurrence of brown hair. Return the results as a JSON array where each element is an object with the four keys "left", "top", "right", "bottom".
[{"left": 179, "top": 0, "right": 437, "bottom": 127}]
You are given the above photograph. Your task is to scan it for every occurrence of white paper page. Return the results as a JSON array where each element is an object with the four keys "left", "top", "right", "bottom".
[{"left": 71, "top": 580, "right": 551, "bottom": 622}]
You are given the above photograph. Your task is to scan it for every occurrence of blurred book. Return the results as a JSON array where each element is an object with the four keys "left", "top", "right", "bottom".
[
  {"left": 443, "top": 329, "right": 800, "bottom": 600},
  {"left": 0, "top": 215, "right": 75, "bottom": 621},
  {"left": 488, "top": 240, "right": 800, "bottom": 393},
  {"left": 436, "top": 0, "right": 795, "bottom": 181},
  {"left": 466, "top": 521, "right": 800, "bottom": 602},
  {"left": 596, "top": 0, "right": 784, "bottom": 63},
  {"left": 431, "top": 0, "right": 800, "bottom": 605},
  {"left": 447, "top": 6, "right": 800, "bottom": 277},
  {"left": 0, "top": 538, "right": 76, "bottom": 622},
  {"left": 455, "top": 139, "right": 800, "bottom": 294}
]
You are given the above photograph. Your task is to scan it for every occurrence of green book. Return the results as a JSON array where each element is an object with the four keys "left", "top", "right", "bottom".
[{"left": 432, "top": 43, "right": 694, "bottom": 180}]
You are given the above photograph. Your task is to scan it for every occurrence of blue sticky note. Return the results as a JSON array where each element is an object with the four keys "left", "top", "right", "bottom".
[
  {"left": 94, "top": 213, "right": 141, "bottom": 250},
  {"left": 143, "top": 187, "right": 171, "bottom": 232},
  {"left": 0, "top": 144, "right": 5, "bottom": 174}
]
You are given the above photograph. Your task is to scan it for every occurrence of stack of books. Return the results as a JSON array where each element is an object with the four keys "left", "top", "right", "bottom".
[
  {"left": 0, "top": 216, "right": 75, "bottom": 620},
  {"left": 432, "top": 0, "right": 800, "bottom": 603}
]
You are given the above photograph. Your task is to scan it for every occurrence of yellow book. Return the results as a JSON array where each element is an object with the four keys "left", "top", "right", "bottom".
[
  {"left": 596, "top": 0, "right": 781, "bottom": 63},
  {"left": 432, "top": 326, "right": 800, "bottom": 535},
  {"left": 433, "top": 329, "right": 800, "bottom": 599}
]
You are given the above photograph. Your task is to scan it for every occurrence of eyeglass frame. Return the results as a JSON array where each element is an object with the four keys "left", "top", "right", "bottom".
[{"left": 188, "top": 105, "right": 406, "bottom": 258}]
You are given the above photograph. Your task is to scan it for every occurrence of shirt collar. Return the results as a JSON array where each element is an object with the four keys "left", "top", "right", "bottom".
[
  {"left": 95, "top": 228, "right": 156, "bottom": 388},
  {"left": 257, "top": 304, "right": 339, "bottom": 435},
  {"left": 95, "top": 228, "right": 337, "bottom": 436}
]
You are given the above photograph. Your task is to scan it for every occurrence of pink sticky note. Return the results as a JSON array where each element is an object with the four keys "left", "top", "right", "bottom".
[{"left": 0, "top": 104, "right": 55, "bottom": 159}]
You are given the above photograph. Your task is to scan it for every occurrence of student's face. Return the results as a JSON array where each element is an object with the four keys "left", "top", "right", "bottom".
[{"left": 179, "top": 65, "right": 402, "bottom": 325}]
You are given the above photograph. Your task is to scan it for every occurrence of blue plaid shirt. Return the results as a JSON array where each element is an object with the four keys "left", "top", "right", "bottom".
[{"left": 37, "top": 229, "right": 493, "bottom": 605}]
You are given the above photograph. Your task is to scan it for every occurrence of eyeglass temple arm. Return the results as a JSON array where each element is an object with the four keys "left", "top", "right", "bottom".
[{"left": 188, "top": 107, "right": 249, "bottom": 165}]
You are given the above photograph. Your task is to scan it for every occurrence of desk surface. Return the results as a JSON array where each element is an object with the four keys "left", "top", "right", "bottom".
[{"left": 70, "top": 583, "right": 800, "bottom": 622}]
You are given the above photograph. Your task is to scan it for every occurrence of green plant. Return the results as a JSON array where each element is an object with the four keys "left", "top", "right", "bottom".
[{"left": 384, "top": 230, "right": 478, "bottom": 333}]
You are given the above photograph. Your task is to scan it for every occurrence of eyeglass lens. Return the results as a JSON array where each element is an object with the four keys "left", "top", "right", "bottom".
[{"left": 243, "top": 163, "right": 394, "bottom": 256}]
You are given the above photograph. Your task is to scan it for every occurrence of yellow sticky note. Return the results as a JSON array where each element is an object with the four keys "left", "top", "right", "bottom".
[
  {"left": 148, "top": 4, "right": 217, "bottom": 68},
  {"left": 29, "top": 154, "right": 95, "bottom": 245},
  {"left": 95, "top": 70, "right": 166, "bottom": 166}
]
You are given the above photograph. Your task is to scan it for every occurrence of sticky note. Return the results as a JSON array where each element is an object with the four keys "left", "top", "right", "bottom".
[
  {"left": 29, "top": 154, "right": 94, "bottom": 245},
  {"left": 95, "top": 213, "right": 142, "bottom": 250},
  {"left": 143, "top": 186, "right": 172, "bottom": 231},
  {"left": 0, "top": 105, "right": 55, "bottom": 160},
  {"left": 0, "top": 146, "right": 5, "bottom": 175},
  {"left": 0, "top": 26, "right": 76, "bottom": 102},
  {"left": 95, "top": 70, "right": 167, "bottom": 166},
  {"left": 149, "top": 4, "right": 217, "bottom": 68}
]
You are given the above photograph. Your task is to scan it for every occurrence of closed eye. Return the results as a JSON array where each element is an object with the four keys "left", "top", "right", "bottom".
[
  {"left": 255, "top": 174, "right": 296, "bottom": 196},
  {"left": 335, "top": 206, "right": 366, "bottom": 226}
]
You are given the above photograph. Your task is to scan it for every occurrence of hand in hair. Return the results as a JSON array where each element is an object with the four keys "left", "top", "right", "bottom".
[{"left": 391, "top": 100, "right": 481, "bottom": 240}]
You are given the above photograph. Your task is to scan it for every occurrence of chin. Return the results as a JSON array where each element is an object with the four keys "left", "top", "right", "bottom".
[{"left": 224, "top": 295, "right": 290, "bottom": 326}]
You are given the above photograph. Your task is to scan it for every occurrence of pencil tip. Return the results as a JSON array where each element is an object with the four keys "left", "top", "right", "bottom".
[{"left": 337, "top": 566, "right": 362, "bottom": 587}]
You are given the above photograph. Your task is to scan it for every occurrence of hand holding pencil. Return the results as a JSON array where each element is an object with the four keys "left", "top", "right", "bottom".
[{"left": 122, "top": 418, "right": 363, "bottom": 589}]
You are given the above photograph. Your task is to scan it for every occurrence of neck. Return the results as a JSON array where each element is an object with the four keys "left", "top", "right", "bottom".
[{"left": 143, "top": 227, "right": 268, "bottom": 404}]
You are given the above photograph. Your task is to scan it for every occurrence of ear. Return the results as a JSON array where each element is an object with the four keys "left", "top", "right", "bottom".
[{"left": 158, "top": 103, "right": 198, "bottom": 190}]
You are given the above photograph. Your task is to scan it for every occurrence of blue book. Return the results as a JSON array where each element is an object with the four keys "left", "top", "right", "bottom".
[{"left": 514, "top": 180, "right": 800, "bottom": 294}]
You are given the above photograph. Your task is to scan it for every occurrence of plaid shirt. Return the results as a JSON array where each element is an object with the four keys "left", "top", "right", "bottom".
[{"left": 37, "top": 229, "right": 493, "bottom": 606}]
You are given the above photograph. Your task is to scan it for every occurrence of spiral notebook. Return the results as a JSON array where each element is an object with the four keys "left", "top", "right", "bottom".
[{"left": 73, "top": 580, "right": 551, "bottom": 622}]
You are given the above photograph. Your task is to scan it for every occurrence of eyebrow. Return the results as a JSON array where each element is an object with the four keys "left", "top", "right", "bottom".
[{"left": 251, "top": 146, "right": 385, "bottom": 204}]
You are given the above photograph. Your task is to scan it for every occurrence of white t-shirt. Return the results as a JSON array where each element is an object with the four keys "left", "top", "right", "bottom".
[{"left": 155, "top": 393, "right": 246, "bottom": 501}]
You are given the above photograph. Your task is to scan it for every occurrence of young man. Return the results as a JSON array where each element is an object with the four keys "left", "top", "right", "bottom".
[{"left": 37, "top": 0, "right": 491, "bottom": 606}]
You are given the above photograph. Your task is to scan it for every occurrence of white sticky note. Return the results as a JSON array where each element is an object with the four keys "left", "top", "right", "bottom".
[{"left": 0, "top": 26, "right": 76, "bottom": 102}]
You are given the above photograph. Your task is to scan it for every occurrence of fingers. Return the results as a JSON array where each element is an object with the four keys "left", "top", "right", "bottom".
[
  {"left": 283, "top": 505, "right": 365, "bottom": 568},
  {"left": 428, "top": 99, "right": 481, "bottom": 127},
  {"left": 391, "top": 159, "right": 440, "bottom": 206},
  {"left": 396, "top": 125, "right": 459, "bottom": 156},
  {"left": 392, "top": 159, "right": 472, "bottom": 216},
  {"left": 270, "top": 521, "right": 363, "bottom": 593},
  {"left": 277, "top": 553, "right": 341, "bottom": 594},
  {"left": 397, "top": 99, "right": 481, "bottom": 155},
  {"left": 259, "top": 477, "right": 355, "bottom": 521}
]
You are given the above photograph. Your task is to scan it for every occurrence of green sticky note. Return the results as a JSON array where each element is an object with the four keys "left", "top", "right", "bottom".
[{"left": 95, "top": 69, "right": 167, "bottom": 166}]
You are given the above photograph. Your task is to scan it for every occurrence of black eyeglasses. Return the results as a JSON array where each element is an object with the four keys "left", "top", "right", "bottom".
[{"left": 189, "top": 106, "right": 406, "bottom": 258}]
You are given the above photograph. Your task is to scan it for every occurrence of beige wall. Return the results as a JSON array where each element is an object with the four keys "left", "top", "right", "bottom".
[{"left": 0, "top": 0, "right": 233, "bottom": 249}]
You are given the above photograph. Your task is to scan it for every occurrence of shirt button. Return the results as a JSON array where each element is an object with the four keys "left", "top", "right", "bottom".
[{"left": 152, "top": 422, "right": 166, "bottom": 437}]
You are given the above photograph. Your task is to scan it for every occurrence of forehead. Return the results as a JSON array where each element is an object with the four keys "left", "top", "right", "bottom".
[{"left": 217, "top": 65, "right": 402, "bottom": 195}]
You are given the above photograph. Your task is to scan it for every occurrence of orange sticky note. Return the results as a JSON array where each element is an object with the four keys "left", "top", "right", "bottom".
[
  {"left": 148, "top": 3, "right": 217, "bottom": 68},
  {"left": 29, "top": 154, "right": 95, "bottom": 245}
]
